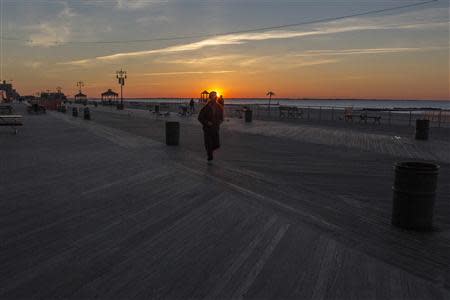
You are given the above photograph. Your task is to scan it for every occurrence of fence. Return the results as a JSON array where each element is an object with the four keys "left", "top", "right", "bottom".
[{"left": 90, "top": 100, "right": 450, "bottom": 128}]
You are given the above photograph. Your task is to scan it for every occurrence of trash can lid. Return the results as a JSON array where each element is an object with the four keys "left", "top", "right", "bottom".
[{"left": 395, "top": 161, "right": 439, "bottom": 172}]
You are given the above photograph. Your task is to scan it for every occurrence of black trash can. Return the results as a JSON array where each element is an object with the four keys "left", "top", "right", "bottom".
[
  {"left": 84, "top": 107, "right": 91, "bottom": 120},
  {"left": 245, "top": 109, "right": 253, "bottom": 123},
  {"left": 117, "top": 103, "right": 124, "bottom": 110},
  {"left": 415, "top": 119, "right": 430, "bottom": 140},
  {"left": 165, "top": 121, "right": 180, "bottom": 146},
  {"left": 72, "top": 107, "right": 78, "bottom": 117},
  {"left": 61, "top": 106, "right": 67, "bottom": 113},
  {"left": 392, "top": 161, "right": 439, "bottom": 230},
  {"left": 155, "top": 105, "right": 160, "bottom": 114}
]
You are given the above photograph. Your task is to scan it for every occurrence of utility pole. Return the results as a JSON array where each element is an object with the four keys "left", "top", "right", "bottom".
[{"left": 116, "top": 69, "right": 126, "bottom": 110}]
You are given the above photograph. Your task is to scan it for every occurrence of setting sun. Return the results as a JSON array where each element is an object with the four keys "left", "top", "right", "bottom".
[{"left": 208, "top": 88, "right": 223, "bottom": 98}]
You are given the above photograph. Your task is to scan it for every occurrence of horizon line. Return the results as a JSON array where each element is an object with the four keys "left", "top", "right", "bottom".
[{"left": 68, "top": 97, "right": 450, "bottom": 102}]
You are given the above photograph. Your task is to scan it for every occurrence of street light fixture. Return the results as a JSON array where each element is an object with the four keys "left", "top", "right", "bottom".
[
  {"left": 77, "top": 81, "right": 84, "bottom": 94},
  {"left": 116, "top": 69, "right": 127, "bottom": 110}
]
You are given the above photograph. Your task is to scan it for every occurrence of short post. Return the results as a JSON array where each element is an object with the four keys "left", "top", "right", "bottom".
[
  {"left": 165, "top": 121, "right": 180, "bottom": 146},
  {"left": 388, "top": 111, "right": 391, "bottom": 126},
  {"left": 307, "top": 106, "right": 310, "bottom": 121},
  {"left": 408, "top": 111, "right": 412, "bottom": 126},
  {"left": 319, "top": 106, "right": 322, "bottom": 121},
  {"left": 392, "top": 162, "right": 439, "bottom": 230},
  {"left": 245, "top": 108, "right": 253, "bottom": 123},
  {"left": 331, "top": 107, "right": 334, "bottom": 121},
  {"left": 415, "top": 119, "right": 430, "bottom": 140}
]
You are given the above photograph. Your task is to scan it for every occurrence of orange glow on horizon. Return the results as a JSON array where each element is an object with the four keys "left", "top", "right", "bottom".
[{"left": 207, "top": 88, "right": 224, "bottom": 98}]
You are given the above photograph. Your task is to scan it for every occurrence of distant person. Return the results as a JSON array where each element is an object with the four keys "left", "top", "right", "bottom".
[
  {"left": 218, "top": 95, "right": 224, "bottom": 107},
  {"left": 189, "top": 98, "right": 195, "bottom": 114},
  {"left": 198, "top": 91, "right": 224, "bottom": 163}
]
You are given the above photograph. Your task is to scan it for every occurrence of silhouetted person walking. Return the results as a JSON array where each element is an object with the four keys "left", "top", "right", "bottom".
[
  {"left": 189, "top": 98, "right": 195, "bottom": 114},
  {"left": 198, "top": 91, "right": 224, "bottom": 163}
]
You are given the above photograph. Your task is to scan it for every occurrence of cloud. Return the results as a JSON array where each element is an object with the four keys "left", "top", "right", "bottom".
[
  {"left": 62, "top": 6, "right": 449, "bottom": 65},
  {"left": 61, "top": 28, "right": 366, "bottom": 64},
  {"left": 27, "top": 3, "right": 76, "bottom": 47},
  {"left": 233, "top": 55, "right": 339, "bottom": 71},
  {"left": 158, "top": 55, "right": 245, "bottom": 65},
  {"left": 116, "top": 0, "right": 159, "bottom": 10},
  {"left": 295, "top": 47, "right": 446, "bottom": 57},
  {"left": 142, "top": 70, "right": 235, "bottom": 76},
  {"left": 136, "top": 15, "right": 171, "bottom": 26},
  {"left": 23, "top": 61, "right": 43, "bottom": 69}
]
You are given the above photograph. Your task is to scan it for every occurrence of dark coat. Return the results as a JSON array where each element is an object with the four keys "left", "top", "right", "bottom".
[{"left": 198, "top": 101, "right": 224, "bottom": 151}]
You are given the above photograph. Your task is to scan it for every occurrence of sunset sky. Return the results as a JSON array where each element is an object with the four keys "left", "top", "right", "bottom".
[{"left": 0, "top": 0, "right": 449, "bottom": 100}]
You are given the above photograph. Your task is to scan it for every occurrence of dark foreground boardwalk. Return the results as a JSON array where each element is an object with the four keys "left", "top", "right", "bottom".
[{"left": 1, "top": 104, "right": 449, "bottom": 299}]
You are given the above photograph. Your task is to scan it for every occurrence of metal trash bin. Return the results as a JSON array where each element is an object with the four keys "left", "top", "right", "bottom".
[
  {"left": 84, "top": 107, "right": 91, "bottom": 120},
  {"left": 165, "top": 121, "right": 180, "bottom": 146},
  {"left": 245, "top": 109, "right": 253, "bottom": 123},
  {"left": 72, "top": 107, "right": 78, "bottom": 117},
  {"left": 392, "top": 161, "right": 439, "bottom": 230},
  {"left": 415, "top": 119, "right": 430, "bottom": 140}
]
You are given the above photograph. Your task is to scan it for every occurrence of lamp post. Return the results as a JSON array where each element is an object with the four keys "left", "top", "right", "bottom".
[
  {"left": 77, "top": 81, "right": 84, "bottom": 94},
  {"left": 116, "top": 69, "right": 127, "bottom": 110}
]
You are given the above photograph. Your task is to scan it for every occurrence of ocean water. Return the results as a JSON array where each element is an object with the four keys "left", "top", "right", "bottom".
[{"left": 121, "top": 98, "right": 450, "bottom": 110}]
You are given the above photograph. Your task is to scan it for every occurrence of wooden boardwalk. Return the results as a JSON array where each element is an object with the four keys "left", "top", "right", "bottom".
[{"left": 1, "top": 104, "right": 449, "bottom": 299}]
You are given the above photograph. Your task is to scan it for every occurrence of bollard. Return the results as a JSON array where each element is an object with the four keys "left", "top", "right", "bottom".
[
  {"left": 415, "top": 119, "right": 430, "bottom": 140},
  {"left": 165, "top": 121, "right": 180, "bottom": 146},
  {"left": 392, "top": 162, "right": 439, "bottom": 231},
  {"left": 72, "top": 107, "right": 78, "bottom": 117},
  {"left": 245, "top": 109, "right": 253, "bottom": 123},
  {"left": 84, "top": 107, "right": 91, "bottom": 120}
]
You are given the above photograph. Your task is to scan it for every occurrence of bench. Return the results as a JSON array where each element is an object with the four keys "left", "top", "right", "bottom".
[
  {"left": 0, "top": 105, "right": 13, "bottom": 115},
  {"left": 0, "top": 114, "right": 24, "bottom": 134},
  {"left": 178, "top": 105, "right": 188, "bottom": 116},
  {"left": 359, "top": 113, "right": 381, "bottom": 125},
  {"left": 279, "top": 106, "right": 303, "bottom": 119}
]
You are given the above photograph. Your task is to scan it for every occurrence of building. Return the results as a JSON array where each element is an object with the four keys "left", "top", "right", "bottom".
[
  {"left": 0, "top": 80, "right": 20, "bottom": 102},
  {"left": 39, "top": 91, "right": 67, "bottom": 110}
]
